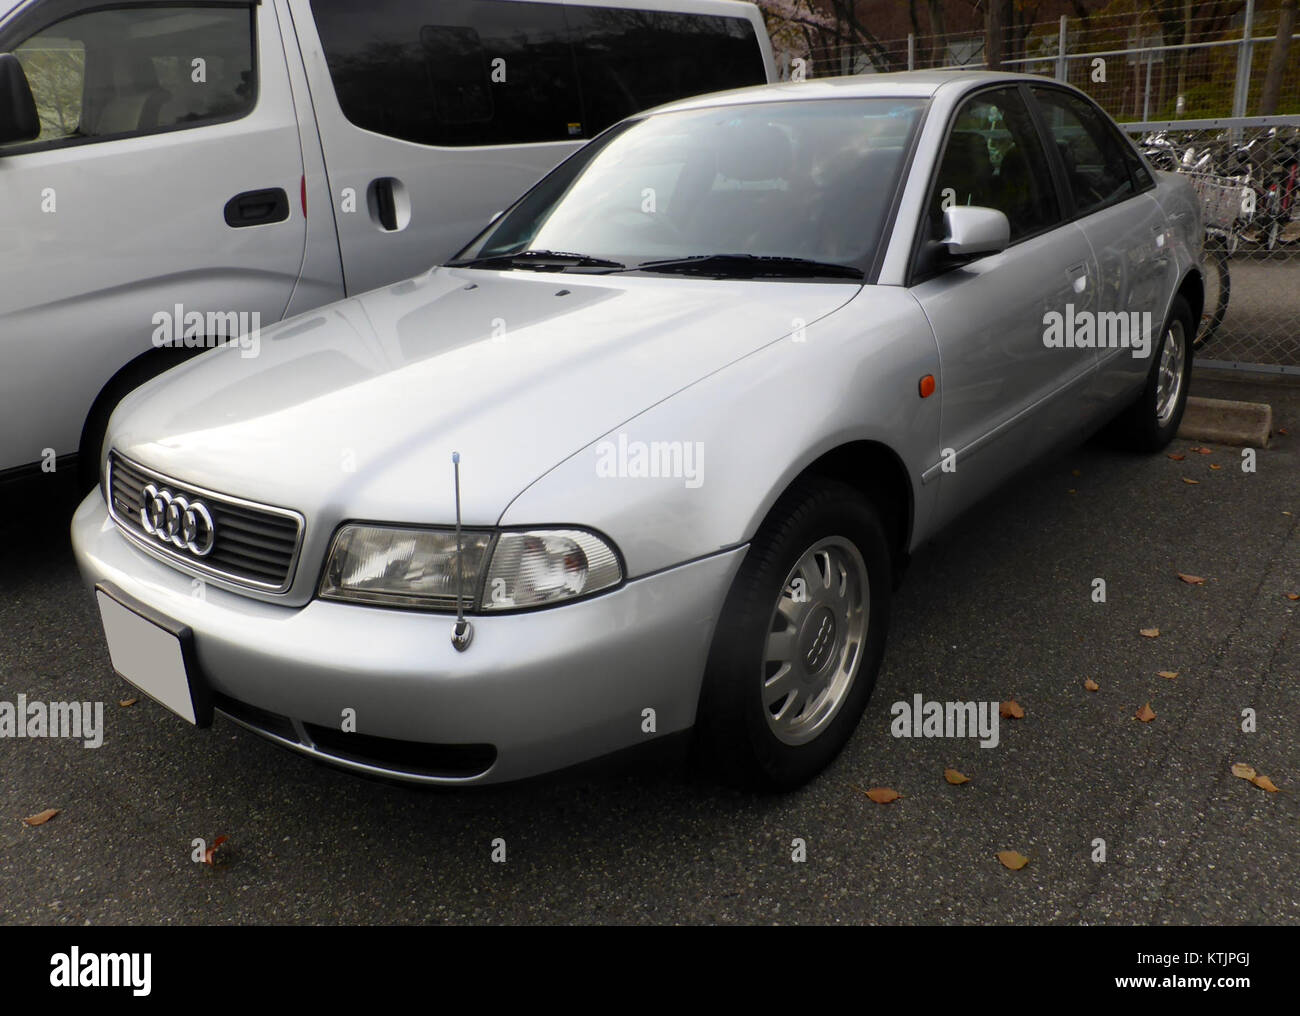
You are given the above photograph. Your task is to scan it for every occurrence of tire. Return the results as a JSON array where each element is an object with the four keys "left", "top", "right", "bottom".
[
  {"left": 1103, "top": 294, "right": 1194, "bottom": 453},
  {"left": 696, "top": 478, "right": 892, "bottom": 791},
  {"left": 76, "top": 345, "right": 209, "bottom": 492},
  {"left": 1197, "top": 236, "right": 1230, "bottom": 349}
]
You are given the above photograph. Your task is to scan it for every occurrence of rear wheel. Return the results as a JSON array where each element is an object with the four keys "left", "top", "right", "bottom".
[
  {"left": 1103, "top": 294, "right": 1194, "bottom": 452},
  {"left": 696, "top": 478, "right": 891, "bottom": 790}
]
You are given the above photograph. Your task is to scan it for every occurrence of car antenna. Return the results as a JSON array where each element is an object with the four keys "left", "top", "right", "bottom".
[{"left": 450, "top": 451, "right": 474, "bottom": 652}]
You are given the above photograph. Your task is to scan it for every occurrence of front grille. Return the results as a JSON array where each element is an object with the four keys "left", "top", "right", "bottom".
[{"left": 107, "top": 451, "right": 304, "bottom": 593}]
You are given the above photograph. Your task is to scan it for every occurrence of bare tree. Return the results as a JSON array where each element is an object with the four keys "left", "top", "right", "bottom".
[
  {"left": 985, "top": 0, "right": 1006, "bottom": 70},
  {"left": 1260, "top": 0, "right": 1297, "bottom": 114}
]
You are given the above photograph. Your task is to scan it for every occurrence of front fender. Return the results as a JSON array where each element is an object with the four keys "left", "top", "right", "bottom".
[{"left": 498, "top": 286, "right": 941, "bottom": 578}]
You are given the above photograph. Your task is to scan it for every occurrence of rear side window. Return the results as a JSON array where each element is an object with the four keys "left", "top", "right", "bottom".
[
  {"left": 0, "top": 5, "right": 254, "bottom": 152},
  {"left": 1030, "top": 87, "right": 1137, "bottom": 214},
  {"left": 309, "top": 0, "right": 767, "bottom": 146},
  {"left": 565, "top": 7, "right": 767, "bottom": 135}
]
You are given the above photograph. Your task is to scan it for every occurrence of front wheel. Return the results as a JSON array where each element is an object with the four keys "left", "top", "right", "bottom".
[{"left": 696, "top": 478, "right": 892, "bottom": 790}]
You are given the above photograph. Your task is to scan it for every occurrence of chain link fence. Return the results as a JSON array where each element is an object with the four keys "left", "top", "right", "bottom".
[
  {"left": 1122, "top": 117, "right": 1300, "bottom": 372},
  {"left": 767, "top": 5, "right": 1300, "bottom": 373}
]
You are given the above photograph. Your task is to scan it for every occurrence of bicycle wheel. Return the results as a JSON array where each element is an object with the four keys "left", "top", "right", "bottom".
[{"left": 1198, "top": 234, "right": 1230, "bottom": 349}]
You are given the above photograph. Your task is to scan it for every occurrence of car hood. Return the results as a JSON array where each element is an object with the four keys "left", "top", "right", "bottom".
[{"left": 110, "top": 267, "right": 859, "bottom": 524}]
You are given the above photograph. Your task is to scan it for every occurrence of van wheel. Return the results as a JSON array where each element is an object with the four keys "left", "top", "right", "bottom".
[
  {"left": 696, "top": 478, "right": 891, "bottom": 791},
  {"left": 1103, "top": 294, "right": 1194, "bottom": 453},
  {"left": 76, "top": 345, "right": 209, "bottom": 491}
]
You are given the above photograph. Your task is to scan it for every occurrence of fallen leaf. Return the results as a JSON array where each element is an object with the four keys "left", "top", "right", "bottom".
[
  {"left": 996, "top": 850, "right": 1029, "bottom": 870},
  {"left": 1252, "top": 775, "right": 1280, "bottom": 793},
  {"left": 1182, "top": 477, "right": 1200, "bottom": 485},
  {"left": 1140, "top": 628, "right": 1160, "bottom": 638},
  {"left": 1177, "top": 573, "right": 1206, "bottom": 585},
  {"left": 1136, "top": 702, "right": 1156, "bottom": 722},
  {"left": 1286, "top": 593, "right": 1299, "bottom": 601},
  {"left": 1084, "top": 678, "right": 1100, "bottom": 692},
  {"left": 944, "top": 768, "right": 970, "bottom": 785},
  {"left": 22, "top": 809, "right": 59, "bottom": 827},
  {"left": 860, "top": 786, "right": 902, "bottom": 804},
  {"left": 1278, "top": 427, "right": 1288, "bottom": 436},
  {"left": 1210, "top": 463, "right": 1223, "bottom": 470},
  {"left": 1157, "top": 670, "right": 1179, "bottom": 680},
  {"left": 1284, "top": 511, "right": 1293, "bottom": 516},
  {"left": 1231, "top": 763, "right": 1257, "bottom": 780},
  {"left": 999, "top": 699, "right": 1025, "bottom": 719},
  {"left": 1191, "top": 446, "right": 1213, "bottom": 455},
  {"left": 203, "top": 835, "right": 229, "bottom": 865},
  {"left": 1067, "top": 488, "right": 1077, "bottom": 494},
  {"left": 119, "top": 697, "right": 138, "bottom": 708},
  {"left": 1167, "top": 453, "right": 1186, "bottom": 461}
]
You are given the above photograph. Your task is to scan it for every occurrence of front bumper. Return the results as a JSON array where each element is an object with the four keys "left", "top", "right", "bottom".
[{"left": 71, "top": 491, "right": 745, "bottom": 785}]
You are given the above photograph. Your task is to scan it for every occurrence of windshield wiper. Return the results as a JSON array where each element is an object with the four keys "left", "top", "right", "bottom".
[
  {"left": 634, "top": 254, "right": 864, "bottom": 280},
  {"left": 447, "top": 249, "right": 626, "bottom": 272}
]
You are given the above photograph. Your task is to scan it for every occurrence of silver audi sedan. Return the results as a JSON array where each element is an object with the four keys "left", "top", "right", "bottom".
[{"left": 72, "top": 72, "right": 1202, "bottom": 790}]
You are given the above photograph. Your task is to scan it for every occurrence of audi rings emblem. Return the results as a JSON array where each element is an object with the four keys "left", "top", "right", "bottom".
[{"left": 140, "top": 483, "right": 216, "bottom": 557}]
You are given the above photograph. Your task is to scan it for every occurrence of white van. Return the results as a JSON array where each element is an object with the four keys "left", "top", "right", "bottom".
[{"left": 0, "top": 0, "right": 775, "bottom": 488}]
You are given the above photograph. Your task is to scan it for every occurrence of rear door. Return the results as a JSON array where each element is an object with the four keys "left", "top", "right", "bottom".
[
  {"left": 1028, "top": 85, "right": 1173, "bottom": 416},
  {"left": 909, "top": 85, "right": 1099, "bottom": 529},
  {"left": 0, "top": 0, "right": 305, "bottom": 473}
]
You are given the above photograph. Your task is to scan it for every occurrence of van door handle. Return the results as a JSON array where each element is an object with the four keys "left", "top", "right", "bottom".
[
  {"left": 224, "top": 188, "right": 290, "bottom": 227},
  {"left": 369, "top": 177, "right": 400, "bottom": 231}
]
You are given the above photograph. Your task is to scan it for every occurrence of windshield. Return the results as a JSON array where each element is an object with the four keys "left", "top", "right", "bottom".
[{"left": 451, "top": 97, "right": 927, "bottom": 279}]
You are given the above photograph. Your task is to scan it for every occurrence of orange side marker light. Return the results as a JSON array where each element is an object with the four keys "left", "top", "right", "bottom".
[{"left": 919, "top": 374, "right": 936, "bottom": 398}]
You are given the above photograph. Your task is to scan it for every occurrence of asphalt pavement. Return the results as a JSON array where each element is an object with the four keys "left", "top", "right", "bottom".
[{"left": 0, "top": 369, "right": 1296, "bottom": 925}]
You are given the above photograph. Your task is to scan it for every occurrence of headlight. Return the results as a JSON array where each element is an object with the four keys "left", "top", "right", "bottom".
[
  {"left": 319, "top": 524, "right": 622, "bottom": 611},
  {"left": 320, "top": 524, "right": 493, "bottom": 609},
  {"left": 481, "top": 529, "right": 621, "bottom": 610}
]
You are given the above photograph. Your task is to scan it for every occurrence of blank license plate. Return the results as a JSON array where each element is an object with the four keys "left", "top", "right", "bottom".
[{"left": 95, "top": 586, "right": 208, "bottom": 725}]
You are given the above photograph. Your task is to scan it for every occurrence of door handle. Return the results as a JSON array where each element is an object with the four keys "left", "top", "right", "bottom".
[
  {"left": 368, "top": 177, "right": 403, "bottom": 231},
  {"left": 1066, "top": 262, "right": 1088, "bottom": 293},
  {"left": 224, "top": 188, "right": 290, "bottom": 227}
]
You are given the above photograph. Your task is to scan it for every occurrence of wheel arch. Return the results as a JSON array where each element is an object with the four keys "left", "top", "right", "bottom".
[
  {"left": 77, "top": 342, "right": 210, "bottom": 487},
  {"left": 771, "top": 439, "right": 914, "bottom": 586},
  {"left": 1176, "top": 266, "right": 1204, "bottom": 332}
]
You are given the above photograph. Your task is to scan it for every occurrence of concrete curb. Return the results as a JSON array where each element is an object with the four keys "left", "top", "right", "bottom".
[{"left": 1177, "top": 396, "right": 1273, "bottom": 448}]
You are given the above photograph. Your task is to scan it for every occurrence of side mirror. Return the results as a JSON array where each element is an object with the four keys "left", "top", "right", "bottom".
[
  {"left": 940, "top": 205, "right": 1010, "bottom": 258},
  {"left": 0, "top": 53, "right": 39, "bottom": 146}
]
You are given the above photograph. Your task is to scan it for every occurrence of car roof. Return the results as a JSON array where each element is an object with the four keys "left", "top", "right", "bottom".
[{"left": 644, "top": 70, "right": 1046, "bottom": 117}]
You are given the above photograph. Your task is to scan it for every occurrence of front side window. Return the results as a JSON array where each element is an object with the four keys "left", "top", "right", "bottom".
[
  {"left": 928, "top": 86, "right": 1061, "bottom": 245},
  {"left": 1031, "top": 86, "right": 1137, "bottom": 214},
  {"left": 454, "top": 98, "right": 926, "bottom": 275},
  {"left": 0, "top": 5, "right": 254, "bottom": 152}
]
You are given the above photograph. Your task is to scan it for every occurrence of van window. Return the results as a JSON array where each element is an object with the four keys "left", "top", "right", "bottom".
[
  {"left": 0, "top": 5, "right": 255, "bottom": 152},
  {"left": 566, "top": 7, "right": 767, "bottom": 135},
  {"left": 309, "top": 0, "right": 766, "bottom": 146},
  {"left": 311, "top": 0, "right": 581, "bottom": 147}
]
